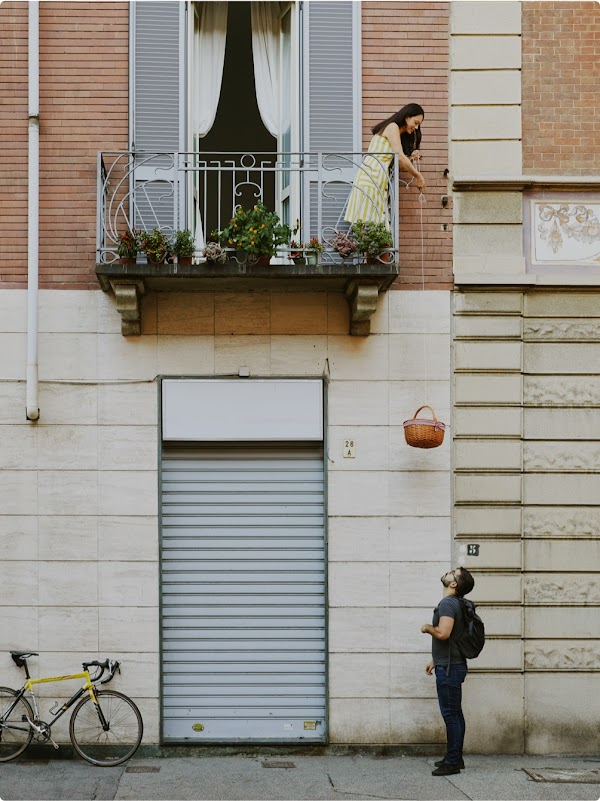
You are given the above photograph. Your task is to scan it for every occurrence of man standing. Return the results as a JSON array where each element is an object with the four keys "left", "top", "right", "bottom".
[{"left": 421, "top": 566, "right": 475, "bottom": 776}]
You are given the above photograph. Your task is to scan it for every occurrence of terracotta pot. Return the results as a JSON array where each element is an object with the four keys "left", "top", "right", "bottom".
[
  {"left": 118, "top": 257, "right": 136, "bottom": 266},
  {"left": 176, "top": 256, "right": 193, "bottom": 266}
]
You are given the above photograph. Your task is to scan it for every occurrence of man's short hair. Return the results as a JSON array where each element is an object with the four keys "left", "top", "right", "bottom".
[{"left": 455, "top": 567, "right": 475, "bottom": 597}]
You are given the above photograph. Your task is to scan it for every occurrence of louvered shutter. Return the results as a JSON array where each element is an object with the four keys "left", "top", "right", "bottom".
[
  {"left": 131, "top": 2, "right": 185, "bottom": 233},
  {"left": 302, "top": 2, "right": 359, "bottom": 243}
]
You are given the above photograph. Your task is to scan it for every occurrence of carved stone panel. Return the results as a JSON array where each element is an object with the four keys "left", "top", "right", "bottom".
[
  {"left": 525, "top": 641, "right": 600, "bottom": 671},
  {"left": 524, "top": 319, "right": 600, "bottom": 341},
  {"left": 525, "top": 376, "right": 600, "bottom": 406},
  {"left": 524, "top": 574, "right": 600, "bottom": 605},
  {"left": 524, "top": 506, "right": 600, "bottom": 538}
]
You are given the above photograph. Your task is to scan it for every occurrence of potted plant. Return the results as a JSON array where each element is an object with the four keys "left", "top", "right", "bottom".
[
  {"left": 203, "top": 241, "right": 227, "bottom": 264},
  {"left": 218, "top": 202, "right": 291, "bottom": 266},
  {"left": 172, "top": 229, "right": 195, "bottom": 266},
  {"left": 289, "top": 240, "right": 306, "bottom": 265},
  {"left": 306, "top": 236, "right": 324, "bottom": 266},
  {"left": 330, "top": 229, "right": 358, "bottom": 260},
  {"left": 139, "top": 228, "right": 170, "bottom": 266},
  {"left": 350, "top": 220, "right": 394, "bottom": 263},
  {"left": 117, "top": 228, "right": 139, "bottom": 265}
]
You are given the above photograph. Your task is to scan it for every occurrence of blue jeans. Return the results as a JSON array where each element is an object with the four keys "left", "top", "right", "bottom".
[{"left": 435, "top": 663, "right": 468, "bottom": 766}]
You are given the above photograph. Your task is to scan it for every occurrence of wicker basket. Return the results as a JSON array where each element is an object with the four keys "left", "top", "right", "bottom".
[{"left": 403, "top": 405, "right": 446, "bottom": 449}]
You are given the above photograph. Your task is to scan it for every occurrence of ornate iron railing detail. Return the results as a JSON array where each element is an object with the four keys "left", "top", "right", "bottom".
[{"left": 96, "top": 151, "right": 399, "bottom": 265}]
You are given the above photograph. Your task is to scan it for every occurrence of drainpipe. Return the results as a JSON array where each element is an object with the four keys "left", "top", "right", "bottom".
[{"left": 26, "top": 0, "right": 40, "bottom": 421}]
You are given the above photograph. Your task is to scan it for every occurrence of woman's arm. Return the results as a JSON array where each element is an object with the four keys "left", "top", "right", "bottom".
[{"left": 382, "top": 124, "right": 426, "bottom": 189}]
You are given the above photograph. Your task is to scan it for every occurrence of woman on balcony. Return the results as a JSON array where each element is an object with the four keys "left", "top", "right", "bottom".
[{"left": 345, "top": 103, "right": 426, "bottom": 227}]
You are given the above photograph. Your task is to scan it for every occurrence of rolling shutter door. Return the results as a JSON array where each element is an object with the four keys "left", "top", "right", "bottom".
[{"left": 161, "top": 443, "right": 326, "bottom": 742}]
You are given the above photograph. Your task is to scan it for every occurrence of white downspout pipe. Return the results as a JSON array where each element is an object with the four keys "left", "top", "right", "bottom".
[{"left": 26, "top": 0, "right": 40, "bottom": 421}]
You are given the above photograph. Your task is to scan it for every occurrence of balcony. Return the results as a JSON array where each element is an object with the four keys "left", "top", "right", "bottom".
[{"left": 96, "top": 151, "right": 400, "bottom": 336}]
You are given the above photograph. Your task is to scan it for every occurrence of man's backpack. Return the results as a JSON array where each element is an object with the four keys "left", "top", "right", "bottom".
[{"left": 451, "top": 597, "right": 485, "bottom": 659}]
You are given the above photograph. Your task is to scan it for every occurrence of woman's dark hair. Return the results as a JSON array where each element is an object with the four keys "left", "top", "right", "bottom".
[
  {"left": 455, "top": 567, "right": 475, "bottom": 598},
  {"left": 372, "top": 103, "right": 425, "bottom": 156}
]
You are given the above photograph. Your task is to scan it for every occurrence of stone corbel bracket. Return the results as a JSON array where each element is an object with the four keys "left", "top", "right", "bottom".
[
  {"left": 108, "top": 279, "right": 145, "bottom": 336},
  {"left": 344, "top": 279, "right": 383, "bottom": 336}
]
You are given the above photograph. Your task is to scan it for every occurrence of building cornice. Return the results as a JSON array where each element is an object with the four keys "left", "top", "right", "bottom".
[{"left": 452, "top": 176, "right": 600, "bottom": 192}]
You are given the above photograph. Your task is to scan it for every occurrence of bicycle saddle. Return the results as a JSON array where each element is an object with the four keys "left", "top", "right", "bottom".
[{"left": 11, "top": 651, "right": 38, "bottom": 665}]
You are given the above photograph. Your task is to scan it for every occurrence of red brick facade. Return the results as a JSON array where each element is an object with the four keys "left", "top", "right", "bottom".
[
  {"left": 522, "top": 1, "right": 600, "bottom": 176},
  {"left": 0, "top": 1, "right": 129, "bottom": 289},
  {"left": 362, "top": 2, "right": 452, "bottom": 289},
  {"left": 1, "top": 2, "right": 451, "bottom": 290}
]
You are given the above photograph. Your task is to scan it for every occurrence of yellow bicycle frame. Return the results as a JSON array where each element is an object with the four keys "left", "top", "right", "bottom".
[{"left": 24, "top": 670, "right": 97, "bottom": 712}]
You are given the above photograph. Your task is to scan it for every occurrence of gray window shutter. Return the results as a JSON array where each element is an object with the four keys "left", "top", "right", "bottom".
[
  {"left": 302, "top": 1, "right": 359, "bottom": 243},
  {"left": 131, "top": 2, "right": 185, "bottom": 232}
]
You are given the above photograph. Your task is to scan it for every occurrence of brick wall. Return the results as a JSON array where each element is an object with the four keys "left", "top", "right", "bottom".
[
  {"left": 0, "top": 2, "right": 129, "bottom": 289},
  {"left": 362, "top": 2, "right": 452, "bottom": 289},
  {"left": 522, "top": 1, "right": 600, "bottom": 175},
  {"left": 0, "top": 3, "right": 28, "bottom": 286}
]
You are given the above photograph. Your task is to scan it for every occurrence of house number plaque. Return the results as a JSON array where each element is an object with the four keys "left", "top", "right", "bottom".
[
  {"left": 467, "top": 544, "right": 480, "bottom": 556},
  {"left": 343, "top": 439, "right": 356, "bottom": 458}
]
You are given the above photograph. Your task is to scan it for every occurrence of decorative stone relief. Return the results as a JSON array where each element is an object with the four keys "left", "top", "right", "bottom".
[
  {"left": 532, "top": 201, "right": 600, "bottom": 265},
  {"left": 524, "top": 320, "right": 600, "bottom": 341},
  {"left": 525, "top": 643, "right": 600, "bottom": 671},
  {"left": 524, "top": 376, "right": 600, "bottom": 406},
  {"left": 524, "top": 442, "right": 600, "bottom": 472},
  {"left": 524, "top": 575, "right": 600, "bottom": 604},
  {"left": 524, "top": 507, "right": 600, "bottom": 538}
]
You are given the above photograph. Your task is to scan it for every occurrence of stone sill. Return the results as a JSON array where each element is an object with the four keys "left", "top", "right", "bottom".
[
  {"left": 96, "top": 259, "right": 399, "bottom": 336},
  {"left": 454, "top": 273, "right": 600, "bottom": 288},
  {"left": 453, "top": 175, "right": 600, "bottom": 192}
]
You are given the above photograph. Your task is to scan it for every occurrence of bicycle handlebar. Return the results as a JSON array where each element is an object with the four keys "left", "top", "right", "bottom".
[{"left": 82, "top": 658, "right": 120, "bottom": 685}]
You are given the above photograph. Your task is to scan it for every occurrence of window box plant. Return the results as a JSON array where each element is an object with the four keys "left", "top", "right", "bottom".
[
  {"left": 172, "top": 229, "right": 195, "bottom": 266},
  {"left": 330, "top": 230, "right": 359, "bottom": 261},
  {"left": 117, "top": 229, "right": 140, "bottom": 265},
  {"left": 306, "top": 236, "right": 324, "bottom": 266},
  {"left": 289, "top": 240, "right": 306, "bottom": 265},
  {"left": 139, "top": 228, "right": 170, "bottom": 266},
  {"left": 218, "top": 202, "right": 291, "bottom": 266},
  {"left": 203, "top": 241, "right": 227, "bottom": 264},
  {"left": 350, "top": 220, "right": 394, "bottom": 264}
]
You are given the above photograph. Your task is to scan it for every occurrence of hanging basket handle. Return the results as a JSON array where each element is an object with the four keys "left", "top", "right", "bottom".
[{"left": 412, "top": 405, "right": 438, "bottom": 422}]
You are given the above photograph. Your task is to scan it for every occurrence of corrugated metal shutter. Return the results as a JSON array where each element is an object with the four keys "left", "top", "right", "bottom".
[
  {"left": 302, "top": 2, "right": 358, "bottom": 242},
  {"left": 131, "top": 2, "right": 184, "bottom": 233},
  {"left": 161, "top": 444, "right": 326, "bottom": 742}
]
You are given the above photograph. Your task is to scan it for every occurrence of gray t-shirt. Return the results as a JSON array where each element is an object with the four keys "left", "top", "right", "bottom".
[{"left": 431, "top": 596, "right": 467, "bottom": 666}]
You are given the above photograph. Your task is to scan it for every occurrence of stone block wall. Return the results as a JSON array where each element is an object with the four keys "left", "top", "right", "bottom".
[
  {"left": 453, "top": 288, "right": 600, "bottom": 754},
  {"left": 0, "top": 287, "right": 452, "bottom": 745}
]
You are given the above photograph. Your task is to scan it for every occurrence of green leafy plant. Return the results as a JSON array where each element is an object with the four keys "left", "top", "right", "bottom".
[
  {"left": 218, "top": 202, "right": 291, "bottom": 257},
  {"left": 139, "top": 228, "right": 170, "bottom": 265},
  {"left": 172, "top": 229, "right": 195, "bottom": 258},
  {"left": 350, "top": 220, "right": 393, "bottom": 259},
  {"left": 307, "top": 236, "right": 325, "bottom": 255},
  {"left": 117, "top": 229, "right": 139, "bottom": 260}
]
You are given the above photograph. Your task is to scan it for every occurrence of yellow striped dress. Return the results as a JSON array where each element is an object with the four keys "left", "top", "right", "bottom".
[{"left": 344, "top": 134, "right": 393, "bottom": 228}]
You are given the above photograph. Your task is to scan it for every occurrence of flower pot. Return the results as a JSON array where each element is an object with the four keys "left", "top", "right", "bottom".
[
  {"left": 118, "top": 257, "right": 136, "bottom": 266},
  {"left": 176, "top": 256, "right": 193, "bottom": 266},
  {"left": 292, "top": 256, "right": 306, "bottom": 265},
  {"left": 145, "top": 254, "right": 167, "bottom": 266},
  {"left": 306, "top": 254, "right": 319, "bottom": 266},
  {"left": 248, "top": 254, "right": 271, "bottom": 266}
]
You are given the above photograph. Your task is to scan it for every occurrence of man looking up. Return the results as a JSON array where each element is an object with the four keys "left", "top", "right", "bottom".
[{"left": 421, "top": 566, "right": 475, "bottom": 776}]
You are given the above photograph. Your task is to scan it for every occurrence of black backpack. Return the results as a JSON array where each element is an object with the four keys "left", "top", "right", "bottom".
[{"left": 451, "top": 597, "right": 485, "bottom": 660}]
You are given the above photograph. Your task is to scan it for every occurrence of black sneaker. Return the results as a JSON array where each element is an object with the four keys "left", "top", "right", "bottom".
[
  {"left": 434, "top": 758, "right": 465, "bottom": 769},
  {"left": 432, "top": 764, "right": 461, "bottom": 776}
]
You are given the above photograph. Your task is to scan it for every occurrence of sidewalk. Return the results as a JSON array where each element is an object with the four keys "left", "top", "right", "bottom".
[{"left": 1, "top": 754, "right": 599, "bottom": 801}]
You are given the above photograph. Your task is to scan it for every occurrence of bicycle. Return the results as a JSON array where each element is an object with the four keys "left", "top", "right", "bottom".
[{"left": 0, "top": 651, "right": 143, "bottom": 767}]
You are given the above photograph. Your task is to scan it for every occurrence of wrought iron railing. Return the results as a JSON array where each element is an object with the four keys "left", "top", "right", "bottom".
[{"left": 96, "top": 151, "right": 399, "bottom": 265}]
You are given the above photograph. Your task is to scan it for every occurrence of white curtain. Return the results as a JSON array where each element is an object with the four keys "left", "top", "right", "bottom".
[
  {"left": 192, "top": 2, "right": 228, "bottom": 138},
  {"left": 191, "top": 2, "right": 228, "bottom": 252},
  {"left": 251, "top": 2, "right": 281, "bottom": 138}
]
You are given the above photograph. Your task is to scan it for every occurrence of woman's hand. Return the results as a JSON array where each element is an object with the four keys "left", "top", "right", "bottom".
[
  {"left": 425, "top": 660, "right": 435, "bottom": 675},
  {"left": 415, "top": 174, "right": 426, "bottom": 191},
  {"left": 410, "top": 150, "right": 420, "bottom": 162}
]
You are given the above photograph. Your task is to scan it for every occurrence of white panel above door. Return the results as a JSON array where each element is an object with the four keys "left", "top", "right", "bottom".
[{"left": 162, "top": 379, "right": 323, "bottom": 441}]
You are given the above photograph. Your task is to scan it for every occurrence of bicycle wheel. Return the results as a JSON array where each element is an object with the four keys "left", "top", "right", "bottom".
[
  {"left": 0, "top": 687, "right": 33, "bottom": 762},
  {"left": 69, "top": 689, "right": 143, "bottom": 767}
]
